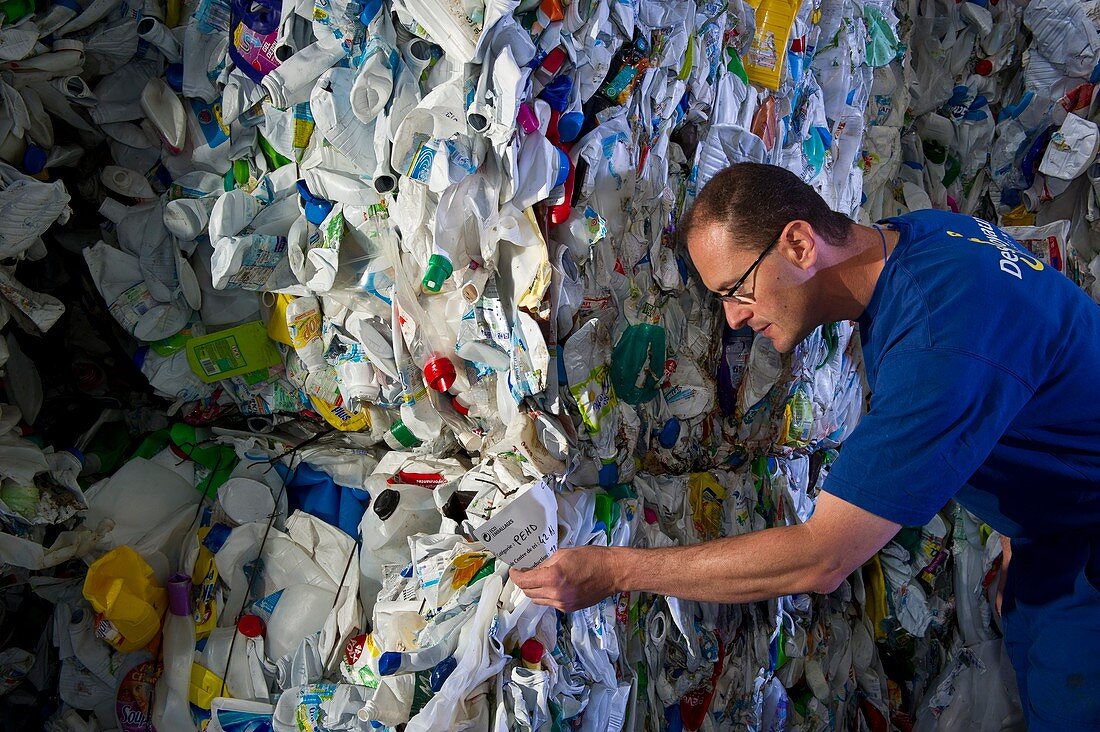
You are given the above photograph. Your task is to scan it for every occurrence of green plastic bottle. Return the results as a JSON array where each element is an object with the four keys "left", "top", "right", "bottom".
[
  {"left": 168, "top": 423, "right": 237, "bottom": 499},
  {"left": 0, "top": 0, "right": 34, "bottom": 24},
  {"left": 185, "top": 321, "right": 283, "bottom": 384}
]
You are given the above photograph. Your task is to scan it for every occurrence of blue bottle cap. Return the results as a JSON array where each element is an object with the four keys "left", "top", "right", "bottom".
[
  {"left": 378, "top": 651, "right": 401, "bottom": 676},
  {"left": 557, "top": 111, "right": 583, "bottom": 143},
  {"left": 64, "top": 447, "right": 85, "bottom": 467},
  {"left": 296, "top": 179, "right": 334, "bottom": 225},
  {"left": 23, "top": 143, "right": 47, "bottom": 175},
  {"left": 658, "top": 418, "right": 680, "bottom": 449},
  {"left": 553, "top": 147, "right": 571, "bottom": 188},
  {"left": 166, "top": 63, "right": 184, "bottom": 93},
  {"left": 429, "top": 655, "right": 457, "bottom": 692},
  {"left": 538, "top": 76, "right": 572, "bottom": 112}
]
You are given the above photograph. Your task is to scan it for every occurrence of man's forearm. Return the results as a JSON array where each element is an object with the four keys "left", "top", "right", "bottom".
[{"left": 608, "top": 524, "right": 846, "bottom": 605}]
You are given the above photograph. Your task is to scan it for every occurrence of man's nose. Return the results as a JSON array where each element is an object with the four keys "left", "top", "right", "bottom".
[{"left": 723, "top": 300, "right": 751, "bottom": 329}]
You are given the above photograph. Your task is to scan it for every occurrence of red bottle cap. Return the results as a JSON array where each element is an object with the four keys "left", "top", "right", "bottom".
[
  {"left": 452, "top": 397, "right": 470, "bottom": 417},
  {"left": 975, "top": 59, "right": 993, "bottom": 76},
  {"left": 541, "top": 47, "right": 566, "bottom": 75},
  {"left": 237, "top": 614, "right": 265, "bottom": 638},
  {"left": 520, "top": 638, "right": 544, "bottom": 665},
  {"left": 424, "top": 356, "right": 456, "bottom": 392}
]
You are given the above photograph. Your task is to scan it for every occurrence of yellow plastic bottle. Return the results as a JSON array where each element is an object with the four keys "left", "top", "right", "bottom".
[
  {"left": 265, "top": 292, "right": 296, "bottom": 345},
  {"left": 82, "top": 546, "right": 168, "bottom": 652},
  {"left": 184, "top": 320, "right": 283, "bottom": 383},
  {"left": 743, "top": 0, "right": 800, "bottom": 90}
]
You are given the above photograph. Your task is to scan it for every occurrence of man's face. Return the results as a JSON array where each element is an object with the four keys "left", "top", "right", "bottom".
[{"left": 687, "top": 222, "right": 820, "bottom": 354}]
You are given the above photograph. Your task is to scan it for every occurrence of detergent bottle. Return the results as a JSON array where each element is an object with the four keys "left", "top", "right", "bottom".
[
  {"left": 743, "top": 0, "right": 800, "bottom": 90},
  {"left": 83, "top": 546, "right": 168, "bottom": 653}
]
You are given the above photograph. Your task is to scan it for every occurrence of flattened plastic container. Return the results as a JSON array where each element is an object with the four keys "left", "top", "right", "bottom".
[{"left": 185, "top": 320, "right": 283, "bottom": 383}]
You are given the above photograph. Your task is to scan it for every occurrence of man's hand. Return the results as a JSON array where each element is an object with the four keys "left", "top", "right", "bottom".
[{"left": 510, "top": 546, "right": 620, "bottom": 613}]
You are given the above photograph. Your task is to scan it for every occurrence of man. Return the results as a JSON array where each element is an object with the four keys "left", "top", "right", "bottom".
[{"left": 512, "top": 163, "right": 1100, "bottom": 728}]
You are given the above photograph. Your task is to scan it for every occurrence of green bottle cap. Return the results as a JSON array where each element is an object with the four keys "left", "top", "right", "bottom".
[
  {"left": 388, "top": 420, "right": 421, "bottom": 448},
  {"left": 420, "top": 254, "right": 454, "bottom": 293}
]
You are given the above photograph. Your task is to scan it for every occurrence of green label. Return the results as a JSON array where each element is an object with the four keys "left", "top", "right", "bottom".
[{"left": 192, "top": 335, "right": 246, "bottom": 377}]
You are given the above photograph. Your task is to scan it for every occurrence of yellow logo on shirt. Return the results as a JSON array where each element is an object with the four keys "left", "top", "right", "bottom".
[{"left": 945, "top": 218, "right": 1044, "bottom": 280}]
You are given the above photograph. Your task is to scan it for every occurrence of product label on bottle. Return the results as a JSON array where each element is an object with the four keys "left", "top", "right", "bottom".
[
  {"left": 115, "top": 660, "right": 158, "bottom": 732},
  {"left": 227, "top": 235, "right": 287, "bottom": 290},
  {"left": 191, "top": 98, "right": 231, "bottom": 148},
  {"left": 230, "top": 19, "right": 280, "bottom": 83},
  {"left": 192, "top": 335, "right": 247, "bottom": 377},
  {"left": 747, "top": 30, "right": 779, "bottom": 72},
  {"left": 108, "top": 282, "right": 158, "bottom": 335},
  {"left": 405, "top": 134, "right": 437, "bottom": 184},
  {"left": 94, "top": 614, "right": 127, "bottom": 650}
]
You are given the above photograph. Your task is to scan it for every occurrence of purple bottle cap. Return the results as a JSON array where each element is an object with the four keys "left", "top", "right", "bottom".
[
  {"left": 517, "top": 104, "right": 539, "bottom": 134},
  {"left": 167, "top": 573, "right": 192, "bottom": 617}
]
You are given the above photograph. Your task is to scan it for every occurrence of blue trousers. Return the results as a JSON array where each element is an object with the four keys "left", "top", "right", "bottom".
[{"left": 1001, "top": 534, "right": 1100, "bottom": 730}]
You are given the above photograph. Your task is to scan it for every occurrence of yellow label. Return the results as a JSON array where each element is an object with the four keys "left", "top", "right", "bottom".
[
  {"left": 287, "top": 308, "right": 322, "bottom": 350},
  {"left": 308, "top": 394, "right": 372, "bottom": 432},
  {"left": 688, "top": 472, "right": 726, "bottom": 541},
  {"left": 267, "top": 294, "right": 296, "bottom": 345},
  {"left": 293, "top": 118, "right": 315, "bottom": 151},
  {"left": 1001, "top": 204, "right": 1035, "bottom": 227}
]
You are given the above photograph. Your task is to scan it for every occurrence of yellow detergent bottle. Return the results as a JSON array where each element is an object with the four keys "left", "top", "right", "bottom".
[
  {"left": 185, "top": 320, "right": 283, "bottom": 383},
  {"left": 83, "top": 546, "right": 168, "bottom": 652},
  {"left": 743, "top": 0, "right": 800, "bottom": 90},
  {"left": 265, "top": 292, "right": 296, "bottom": 346}
]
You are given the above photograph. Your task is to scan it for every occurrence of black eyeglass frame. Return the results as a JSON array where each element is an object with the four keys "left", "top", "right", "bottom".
[{"left": 716, "top": 231, "right": 782, "bottom": 304}]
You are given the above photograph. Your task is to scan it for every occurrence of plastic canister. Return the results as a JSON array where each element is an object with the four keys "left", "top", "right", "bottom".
[
  {"left": 226, "top": 614, "right": 270, "bottom": 702},
  {"left": 382, "top": 419, "right": 423, "bottom": 450},
  {"left": 184, "top": 321, "right": 283, "bottom": 383},
  {"left": 358, "top": 484, "right": 442, "bottom": 611},
  {"left": 264, "top": 584, "right": 337, "bottom": 661},
  {"left": 743, "top": 0, "right": 800, "bottom": 90},
  {"left": 190, "top": 626, "right": 235, "bottom": 710},
  {"left": 82, "top": 545, "right": 168, "bottom": 652}
]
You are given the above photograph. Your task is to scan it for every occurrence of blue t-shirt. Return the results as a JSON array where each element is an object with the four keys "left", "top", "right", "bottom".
[{"left": 825, "top": 209, "right": 1100, "bottom": 538}]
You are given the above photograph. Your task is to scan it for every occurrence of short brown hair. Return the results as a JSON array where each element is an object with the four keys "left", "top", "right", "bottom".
[{"left": 680, "top": 163, "right": 853, "bottom": 252}]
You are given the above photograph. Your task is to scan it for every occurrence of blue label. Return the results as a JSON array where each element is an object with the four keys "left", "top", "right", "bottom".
[{"left": 190, "top": 98, "right": 230, "bottom": 148}]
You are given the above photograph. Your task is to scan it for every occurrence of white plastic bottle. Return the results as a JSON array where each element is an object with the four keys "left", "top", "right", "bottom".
[
  {"left": 153, "top": 574, "right": 197, "bottom": 731},
  {"left": 264, "top": 584, "right": 337, "bottom": 661},
  {"left": 226, "top": 615, "right": 270, "bottom": 702},
  {"left": 358, "top": 483, "right": 442, "bottom": 612}
]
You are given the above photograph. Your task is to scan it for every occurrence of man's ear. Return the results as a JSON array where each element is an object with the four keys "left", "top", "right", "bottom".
[{"left": 779, "top": 219, "right": 818, "bottom": 271}]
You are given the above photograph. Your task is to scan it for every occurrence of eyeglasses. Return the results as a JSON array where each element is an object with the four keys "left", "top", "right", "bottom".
[{"left": 716, "top": 232, "right": 781, "bottom": 304}]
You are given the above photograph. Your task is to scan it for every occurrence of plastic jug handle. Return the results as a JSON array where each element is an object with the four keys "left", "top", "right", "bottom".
[{"left": 232, "top": 0, "right": 281, "bottom": 35}]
